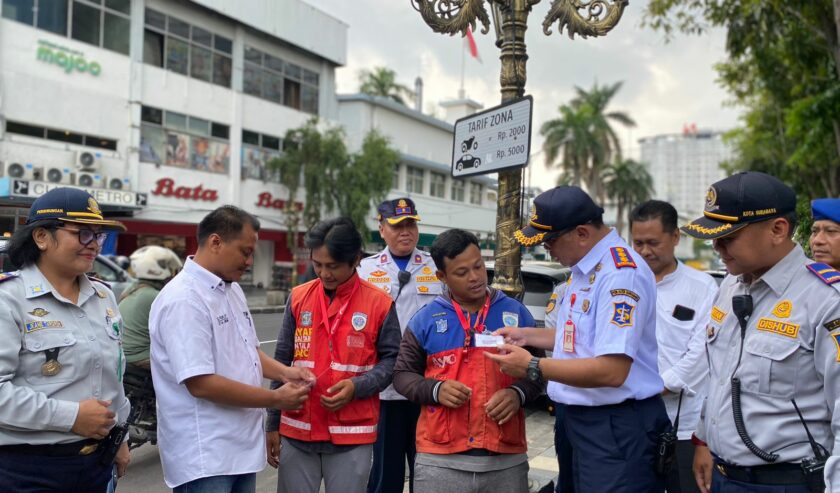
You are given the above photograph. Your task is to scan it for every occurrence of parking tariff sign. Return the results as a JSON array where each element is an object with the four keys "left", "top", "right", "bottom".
[{"left": 451, "top": 95, "right": 533, "bottom": 178}]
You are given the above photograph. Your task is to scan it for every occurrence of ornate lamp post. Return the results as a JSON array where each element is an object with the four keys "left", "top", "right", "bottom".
[{"left": 412, "top": 0, "right": 627, "bottom": 298}]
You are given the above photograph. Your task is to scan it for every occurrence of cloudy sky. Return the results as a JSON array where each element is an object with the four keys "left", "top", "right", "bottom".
[{"left": 305, "top": 0, "right": 741, "bottom": 188}]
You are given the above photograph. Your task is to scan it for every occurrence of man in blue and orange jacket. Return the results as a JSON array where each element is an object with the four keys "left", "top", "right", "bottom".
[{"left": 393, "top": 229, "right": 544, "bottom": 493}]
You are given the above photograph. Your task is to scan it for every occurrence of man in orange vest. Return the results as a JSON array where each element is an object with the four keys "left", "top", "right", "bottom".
[
  {"left": 393, "top": 229, "right": 543, "bottom": 493},
  {"left": 266, "top": 217, "right": 401, "bottom": 493}
]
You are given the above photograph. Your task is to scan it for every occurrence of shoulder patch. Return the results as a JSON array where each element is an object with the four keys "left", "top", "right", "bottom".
[
  {"left": 610, "top": 289, "right": 640, "bottom": 301},
  {"left": 824, "top": 318, "right": 840, "bottom": 332},
  {"left": 0, "top": 271, "right": 20, "bottom": 283},
  {"left": 806, "top": 263, "right": 840, "bottom": 285},
  {"left": 610, "top": 247, "right": 637, "bottom": 269}
]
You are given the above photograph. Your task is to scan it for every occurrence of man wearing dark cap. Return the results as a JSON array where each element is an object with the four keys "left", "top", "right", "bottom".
[
  {"left": 487, "top": 186, "right": 670, "bottom": 492},
  {"left": 358, "top": 198, "right": 442, "bottom": 493},
  {"left": 681, "top": 171, "right": 840, "bottom": 492},
  {"left": 810, "top": 198, "right": 840, "bottom": 269}
]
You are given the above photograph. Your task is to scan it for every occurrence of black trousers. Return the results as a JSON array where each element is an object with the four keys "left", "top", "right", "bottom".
[
  {"left": 564, "top": 395, "right": 670, "bottom": 493},
  {"left": 666, "top": 439, "right": 701, "bottom": 493},
  {"left": 0, "top": 446, "right": 111, "bottom": 493},
  {"left": 367, "top": 400, "right": 421, "bottom": 493}
]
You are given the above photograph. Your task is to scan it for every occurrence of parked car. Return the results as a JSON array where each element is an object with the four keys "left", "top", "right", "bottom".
[
  {"left": 485, "top": 261, "right": 570, "bottom": 328},
  {"left": 0, "top": 239, "right": 135, "bottom": 300}
]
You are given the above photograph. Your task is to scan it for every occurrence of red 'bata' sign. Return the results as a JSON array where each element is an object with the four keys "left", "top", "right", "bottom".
[
  {"left": 256, "top": 192, "right": 303, "bottom": 211},
  {"left": 151, "top": 178, "right": 218, "bottom": 201}
]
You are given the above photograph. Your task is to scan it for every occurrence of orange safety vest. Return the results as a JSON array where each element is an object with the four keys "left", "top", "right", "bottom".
[
  {"left": 416, "top": 345, "right": 527, "bottom": 455},
  {"left": 280, "top": 274, "right": 391, "bottom": 445}
]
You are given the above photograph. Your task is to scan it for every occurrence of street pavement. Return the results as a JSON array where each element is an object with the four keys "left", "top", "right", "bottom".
[{"left": 117, "top": 307, "right": 560, "bottom": 492}]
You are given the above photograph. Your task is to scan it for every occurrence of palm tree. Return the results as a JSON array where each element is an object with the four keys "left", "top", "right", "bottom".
[
  {"left": 602, "top": 159, "right": 654, "bottom": 236},
  {"left": 541, "top": 81, "right": 636, "bottom": 201},
  {"left": 358, "top": 67, "right": 415, "bottom": 106}
]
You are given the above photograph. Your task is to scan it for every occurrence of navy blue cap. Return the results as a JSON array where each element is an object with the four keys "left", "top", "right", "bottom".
[
  {"left": 27, "top": 187, "right": 126, "bottom": 231},
  {"left": 377, "top": 198, "right": 421, "bottom": 225},
  {"left": 513, "top": 186, "right": 604, "bottom": 246},
  {"left": 682, "top": 171, "right": 796, "bottom": 240},
  {"left": 812, "top": 198, "right": 840, "bottom": 224}
]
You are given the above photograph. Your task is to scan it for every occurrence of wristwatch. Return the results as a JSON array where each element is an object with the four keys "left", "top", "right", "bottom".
[{"left": 526, "top": 357, "right": 543, "bottom": 383}]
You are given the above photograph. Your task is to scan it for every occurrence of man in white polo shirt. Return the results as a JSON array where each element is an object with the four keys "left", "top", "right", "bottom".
[
  {"left": 150, "top": 206, "right": 312, "bottom": 492},
  {"left": 630, "top": 200, "right": 718, "bottom": 493}
]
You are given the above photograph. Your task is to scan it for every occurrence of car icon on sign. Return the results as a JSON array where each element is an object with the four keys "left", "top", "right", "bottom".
[{"left": 456, "top": 154, "right": 481, "bottom": 172}]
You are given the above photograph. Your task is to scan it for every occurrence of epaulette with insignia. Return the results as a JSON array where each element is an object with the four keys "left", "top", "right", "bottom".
[
  {"left": 610, "top": 247, "right": 637, "bottom": 269},
  {"left": 86, "top": 274, "right": 113, "bottom": 289},
  {"left": 806, "top": 263, "right": 840, "bottom": 285},
  {"left": 0, "top": 271, "right": 20, "bottom": 283}
]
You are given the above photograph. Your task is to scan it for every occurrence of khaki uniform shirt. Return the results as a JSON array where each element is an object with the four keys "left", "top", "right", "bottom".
[
  {"left": 0, "top": 264, "right": 130, "bottom": 445},
  {"left": 697, "top": 246, "right": 840, "bottom": 487}
]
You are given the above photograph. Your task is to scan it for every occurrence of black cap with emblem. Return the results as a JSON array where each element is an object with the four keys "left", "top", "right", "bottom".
[
  {"left": 513, "top": 186, "right": 604, "bottom": 246},
  {"left": 26, "top": 187, "right": 126, "bottom": 231},
  {"left": 681, "top": 171, "right": 796, "bottom": 240}
]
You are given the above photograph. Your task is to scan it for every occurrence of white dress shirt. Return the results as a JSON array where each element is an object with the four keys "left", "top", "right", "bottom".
[
  {"left": 655, "top": 262, "right": 718, "bottom": 439},
  {"left": 150, "top": 258, "right": 265, "bottom": 488},
  {"left": 547, "top": 230, "right": 664, "bottom": 406}
]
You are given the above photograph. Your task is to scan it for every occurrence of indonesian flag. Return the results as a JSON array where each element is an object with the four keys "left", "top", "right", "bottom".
[{"left": 465, "top": 26, "right": 482, "bottom": 63}]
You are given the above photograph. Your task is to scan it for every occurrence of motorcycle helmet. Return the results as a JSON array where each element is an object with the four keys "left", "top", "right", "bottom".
[{"left": 129, "top": 245, "right": 183, "bottom": 281}]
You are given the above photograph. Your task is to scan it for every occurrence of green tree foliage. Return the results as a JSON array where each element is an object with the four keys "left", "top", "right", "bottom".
[
  {"left": 643, "top": 0, "right": 840, "bottom": 201},
  {"left": 358, "top": 67, "right": 415, "bottom": 106},
  {"left": 270, "top": 118, "right": 399, "bottom": 239},
  {"left": 602, "top": 159, "right": 655, "bottom": 234},
  {"left": 541, "top": 82, "right": 636, "bottom": 201}
]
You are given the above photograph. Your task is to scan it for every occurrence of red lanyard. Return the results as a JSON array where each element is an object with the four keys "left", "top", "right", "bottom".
[
  {"left": 317, "top": 276, "right": 360, "bottom": 353},
  {"left": 451, "top": 294, "right": 491, "bottom": 351}
]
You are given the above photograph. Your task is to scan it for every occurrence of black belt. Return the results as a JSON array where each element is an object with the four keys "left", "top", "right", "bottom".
[
  {"left": 714, "top": 460, "right": 807, "bottom": 486},
  {"left": 0, "top": 439, "right": 101, "bottom": 457}
]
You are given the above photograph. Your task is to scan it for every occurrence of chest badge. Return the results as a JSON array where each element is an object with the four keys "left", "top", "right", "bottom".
[
  {"left": 707, "top": 325, "right": 716, "bottom": 338},
  {"left": 435, "top": 318, "right": 448, "bottom": 333},
  {"left": 582, "top": 299, "right": 591, "bottom": 313},
  {"left": 502, "top": 312, "right": 519, "bottom": 327},
  {"left": 301, "top": 311, "right": 313, "bottom": 327},
  {"left": 95, "top": 290, "right": 107, "bottom": 299},
  {"left": 595, "top": 263, "right": 603, "bottom": 272},
  {"left": 28, "top": 308, "right": 49, "bottom": 318},
  {"left": 370, "top": 270, "right": 387, "bottom": 277},
  {"left": 771, "top": 300, "right": 792, "bottom": 318},
  {"left": 589, "top": 273, "right": 596, "bottom": 284},
  {"left": 422, "top": 266, "right": 433, "bottom": 275},
  {"left": 351, "top": 312, "right": 368, "bottom": 331}
]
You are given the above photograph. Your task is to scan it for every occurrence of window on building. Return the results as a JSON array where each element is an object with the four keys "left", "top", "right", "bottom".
[
  {"left": 242, "top": 45, "right": 320, "bottom": 115},
  {"left": 430, "top": 172, "right": 445, "bottom": 198},
  {"left": 6, "top": 120, "right": 117, "bottom": 151},
  {"left": 241, "top": 129, "right": 283, "bottom": 182},
  {"left": 407, "top": 167, "right": 424, "bottom": 194},
  {"left": 392, "top": 166, "right": 400, "bottom": 190},
  {"left": 3, "top": 0, "right": 130, "bottom": 54},
  {"left": 451, "top": 179, "right": 465, "bottom": 202},
  {"left": 143, "top": 9, "right": 232, "bottom": 88},
  {"left": 139, "top": 105, "right": 230, "bottom": 174},
  {"left": 470, "top": 183, "right": 483, "bottom": 205}
]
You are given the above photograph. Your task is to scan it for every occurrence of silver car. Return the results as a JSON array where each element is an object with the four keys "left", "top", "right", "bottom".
[{"left": 485, "top": 261, "right": 570, "bottom": 327}]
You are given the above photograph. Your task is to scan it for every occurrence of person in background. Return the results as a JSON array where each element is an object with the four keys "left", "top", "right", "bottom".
[
  {"left": 119, "top": 245, "right": 183, "bottom": 370},
  {"left": 630, "top": 200, "right": 718, "bottom": 493},
  {"left": 267, "top": 217, "right": 401, "bottom": 493},
  {"left": 0, "top": 187, "right": 131, "bottom": 492},
  {"left": 393, "top": 229, "right": 542, "bottom": 493},
  {"left": 358, "top": 198, "right": 442, "bottom": 493},
  {"left": 810, "top": 198, "right": 840, "bottom": 269},
  {"left": 150, "top": 205, "right": 312, "bottom": 492}
]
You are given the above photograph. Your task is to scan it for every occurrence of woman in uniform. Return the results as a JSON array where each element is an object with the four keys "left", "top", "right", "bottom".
[{"left": 0, "top": 187, "right": 131, "bottom": 493}]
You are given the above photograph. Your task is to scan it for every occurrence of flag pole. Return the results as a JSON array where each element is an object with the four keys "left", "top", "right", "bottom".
[{"left": 460, "top": 33, "right": 466, "bottom": 98}]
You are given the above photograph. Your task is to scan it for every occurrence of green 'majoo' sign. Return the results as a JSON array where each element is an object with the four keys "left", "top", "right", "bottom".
[{"left": 36, "top": 40, "right": 101, "bottom": 76}]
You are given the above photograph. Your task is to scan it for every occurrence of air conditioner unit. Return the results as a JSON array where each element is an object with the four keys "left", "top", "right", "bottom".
[
  {"left": 45, "top": 167, "right": 74, "bottom": 185},
  {"left": 106, "top": 177, "right": 129, "bottom": 190},
  {"left": 75, "top": 151, "right": 101, "bottom": 172},
  {"left": 2, "top": 162, "right": 44, "bottom": 181},
  {"left": 75, "top": 171, "right": 104, "bottom": 188}
]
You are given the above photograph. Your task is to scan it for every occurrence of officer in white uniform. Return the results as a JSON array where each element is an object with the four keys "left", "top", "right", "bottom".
[
  {"left": 357, "top": 198, "right": 442, "bottom": 493},
  {"left": 487, "top": 186, "right": 670, "bottom": 493},
  {"left": 683, "top": 172, "right": 840, "bottom": 493},
  {"left": 630, "top": 199, "right": 718, "bottom": 493},
  {"left": 0, "top": 187, "right": 131, "bottom": 493}
]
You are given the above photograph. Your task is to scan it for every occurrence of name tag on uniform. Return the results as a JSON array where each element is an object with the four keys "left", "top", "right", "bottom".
[
  {"left": 563, "top": 320, "right": 575, "bottom": 353},
  {"left": 474, "top": 333, "right": 504, "bottom": 348}
]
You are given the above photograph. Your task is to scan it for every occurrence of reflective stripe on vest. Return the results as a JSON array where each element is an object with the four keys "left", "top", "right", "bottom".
[
  {"left": 293, "top": 361, "right": 315, "bottom": 368},
  {"left": 281, "top": 415, "right": 311, "bottom": 430},
  {"left": 328, "top": 425, "right": 378, "bottom": 434},
  {"left": 330, "top": 362, "right": 375, "bottom": 373}
]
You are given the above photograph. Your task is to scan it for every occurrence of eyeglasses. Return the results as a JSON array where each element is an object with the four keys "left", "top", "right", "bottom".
[{"left": 59, "top": 227, "right": 108, "bottom": 246}]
